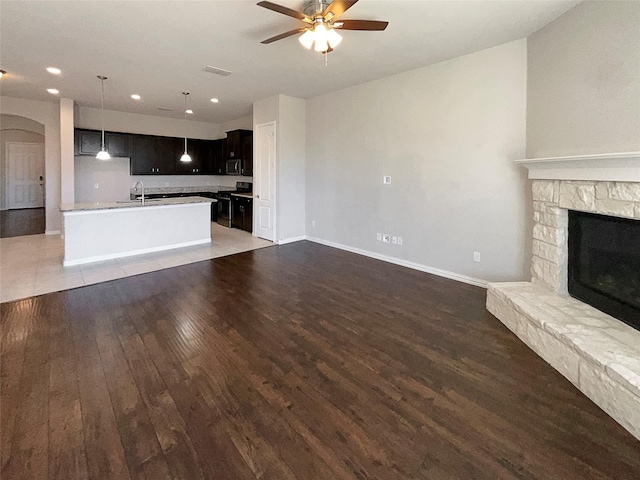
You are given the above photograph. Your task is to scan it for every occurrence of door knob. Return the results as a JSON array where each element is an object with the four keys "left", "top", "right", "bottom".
[{"left": 255, "top": 194, "right": 260, "bottom": 199}]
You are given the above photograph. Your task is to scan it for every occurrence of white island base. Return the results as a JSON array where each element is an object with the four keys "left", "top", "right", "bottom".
[{"left": 61, "top": 199, "right": 213, "bottom": 266}]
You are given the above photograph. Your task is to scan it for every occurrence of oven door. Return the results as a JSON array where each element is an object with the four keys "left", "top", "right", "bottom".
[
  {"left": 216, "top": 195, "right": 232, "bottom": 227},
  {"left": 225, "top": 159, "right": 241, "bottom": 175}
]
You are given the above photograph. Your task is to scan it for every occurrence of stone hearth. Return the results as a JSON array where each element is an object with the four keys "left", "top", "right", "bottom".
[{"left": 487, "top": 153, "right": 640, "bottom": 441}]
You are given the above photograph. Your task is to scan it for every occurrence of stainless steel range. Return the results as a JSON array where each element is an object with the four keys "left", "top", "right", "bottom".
[{"left": 216, "top": 181, "right": 252, "bottom": 227}]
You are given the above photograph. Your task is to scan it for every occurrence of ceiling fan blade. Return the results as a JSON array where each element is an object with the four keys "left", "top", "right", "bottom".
[
  {"left": 333, "top": 19, "right": 389, "bottom": 31},
  {"left": 257, "top": 1, "right": 312, "bottom": 23},
  {"left": 261, "top": 27, "right": 308, "bottom": 44},
  {"left": 322, "top": 0, "right": 359, "bottom": 20}
]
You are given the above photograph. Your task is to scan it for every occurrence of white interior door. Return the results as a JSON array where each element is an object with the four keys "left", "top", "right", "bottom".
[
  {"left": 6, "top": 142, "right": 45, "bottom": 209},
  {"left": 254, "top": 122, "right": 276, "bottom": 241}
]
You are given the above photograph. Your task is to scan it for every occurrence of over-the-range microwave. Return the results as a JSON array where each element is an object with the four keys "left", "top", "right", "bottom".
[{"left": 226, "top": 159, "right": 241, "bottom": 175}]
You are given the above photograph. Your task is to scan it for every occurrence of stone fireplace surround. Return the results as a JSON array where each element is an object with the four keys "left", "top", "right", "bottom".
[{"left": 486, "top": 152, "right": 640, "bottom": 441}]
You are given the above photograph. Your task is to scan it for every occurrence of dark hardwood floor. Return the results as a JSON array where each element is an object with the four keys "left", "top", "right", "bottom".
[
  {"left": 1, "top": 241, "right": 639, "bottom": 479},
  {"left": 0, "top": 207, "right": 45, "bottom": 238}
]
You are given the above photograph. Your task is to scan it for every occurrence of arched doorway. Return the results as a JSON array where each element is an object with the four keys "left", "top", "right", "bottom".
[{"left": 0, "top": 114, "right": 46, "bottom": 238}]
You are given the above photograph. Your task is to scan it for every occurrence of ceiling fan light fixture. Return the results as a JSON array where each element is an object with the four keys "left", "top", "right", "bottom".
[
  {"left": 299, "top": 29, "right": 314, "bottom": 49},
  {"left": 313, "top": 23, "right": 329, "bottom": 52},
  {"left": 327, "top": 28, "right": 342, "bottom": 48}
]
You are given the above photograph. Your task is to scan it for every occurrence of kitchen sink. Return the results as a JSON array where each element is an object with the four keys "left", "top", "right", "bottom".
[{"left": 116, "top": 199, "right": 163, "bottom": 204}]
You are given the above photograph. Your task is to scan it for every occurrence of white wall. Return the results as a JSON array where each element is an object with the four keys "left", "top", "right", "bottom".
[
  {"left": 221, "top": 115, "right": 253, "bottom": 133},
  {"left": 305, "top": 40, "right": 528, "bottom": 283},
  {"left": 253, "top": 95, "right": 306, "bottom": 242},
  {"left": 527, "top": 1, "right": 640, "bottom": 157},
  {"left": 0, "top": 114, "right": 45, "bottom": 134},
  {"left": 75, "top": 106, "right": 224, "bottom": 140},
  {"left": 60, "top": 98, "right": 75, "bottom": 204},
  {"left": 0, "top": 96, "right": 62, "bottom": 233},
  {"left": 74, "top": 154, "right": 248, "bottom": 203},
  {"left": 277, "top": 96, "right": 306, "bottom": 241}
]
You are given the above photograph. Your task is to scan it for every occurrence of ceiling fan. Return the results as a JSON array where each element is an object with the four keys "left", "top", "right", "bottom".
[{"left": 258, "top": 0, "right": 389, "bottom": 54}]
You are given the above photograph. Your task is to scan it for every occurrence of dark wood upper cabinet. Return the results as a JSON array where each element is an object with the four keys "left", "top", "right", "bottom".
[
  {"left": 106, "top": 132, "right": 130, "bottom": 157},
  {"left": 175, "top": 139, "right": 212, "bottom": 175},
  {"left": 153, "top": 136, "right": 179, "bottom": 175},
  {"left": 75, "top": 128, "right": 228, "bottom": 176},
  {"left": 129, "top": 135, "right": 178, "bottom": 175},
  {"left": 130, "top": 135, "right": 156, "bottom": 175},
  {"left": 76, "top": 129, "right": 102, "bottom": 155},
  {"left": 212, "top": 139, "right": 226, "bottom": 175},
  {"left": 226, "top": 129, "right": 252, "bottom": 160},
  {"left": 75, "top": 129, "right": 130, "bottom": 157},
  {"left": 241, "top": 134, "right": 253, "bottom": 176}
]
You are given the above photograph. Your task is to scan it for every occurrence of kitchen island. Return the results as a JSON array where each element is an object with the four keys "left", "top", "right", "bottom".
[{"left": 60, "top": 196, "right": 216, "bottom": 266}]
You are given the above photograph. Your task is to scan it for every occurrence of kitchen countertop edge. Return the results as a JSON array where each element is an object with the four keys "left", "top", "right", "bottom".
[{"left": 60, "top": 196, "right": 216, "bottom": 213}]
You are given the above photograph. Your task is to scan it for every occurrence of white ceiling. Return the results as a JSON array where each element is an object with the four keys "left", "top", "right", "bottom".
[{"left": 0, "top": 0, "right": 580, "bottom": 124}]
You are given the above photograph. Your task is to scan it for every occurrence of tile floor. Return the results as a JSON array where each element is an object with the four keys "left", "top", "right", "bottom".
[{"left": 0, "top": 223, "right": 274, "bottom": 303}]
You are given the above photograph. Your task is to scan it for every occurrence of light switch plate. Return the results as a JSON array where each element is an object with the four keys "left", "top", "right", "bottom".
[
  {"left": 94, "top": 183, "right": 99, "bottom": 189},
  {"left": 383, "top": 176, "right": 392, "bottom": 185}
]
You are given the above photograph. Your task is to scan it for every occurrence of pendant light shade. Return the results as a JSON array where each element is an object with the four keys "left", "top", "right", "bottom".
[
  {"left": 96, "top": 150, "right": 111, "bottom": 160},
  {"left": 180, "top": 92, "right": 192, "bottom": 163},
  {"left": 96, "top": 75, "right": 111, "bottom": 161}
]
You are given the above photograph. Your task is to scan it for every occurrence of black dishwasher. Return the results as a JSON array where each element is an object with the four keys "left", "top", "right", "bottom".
[{"left": 231, "top": 195, "right": 253, "bottom": 232}]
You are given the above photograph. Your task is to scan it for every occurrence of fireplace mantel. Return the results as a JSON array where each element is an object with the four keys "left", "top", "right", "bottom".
[{"left": 516, "top": 152, "right": 640, "bottom": 182}]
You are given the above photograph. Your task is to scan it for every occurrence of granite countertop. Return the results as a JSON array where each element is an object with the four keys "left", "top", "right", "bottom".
[
  {"left": 129, "top": 185, "right": 235, "bottom": 196},
  {"left": 60, "top": 196, "right": 216, "bottom": 213},
  {"left": 230, "top": 193, "right": 254, "bottom": 199}
]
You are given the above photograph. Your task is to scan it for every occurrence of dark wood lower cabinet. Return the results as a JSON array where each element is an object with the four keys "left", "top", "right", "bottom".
[{"left": 231, "top": 196, "right": 253, "bottom": 232}]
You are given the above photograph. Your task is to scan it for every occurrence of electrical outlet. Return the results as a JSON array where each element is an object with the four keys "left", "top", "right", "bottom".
[
  {"left": 376, "top": 233, "right": 382, "bottom": 241},
  {"left": 392, "top": 236, "right": 397, "bottom": 244},
  {"left": 397, "top": 237, "right": 403, "bottom": 246},
  {"left": 383, "top": 176, "right": 392, "bottom": 185},
  {"left": 94, "top": 183, "right": 99, "bottom": 189},
  {"left": 382, "top": 234, "right": 391, "bottom": 243},
  {"left": 312, "top": 220, "right": 316, "bottom": 227},
  {"left": 473, "top": 251, "right": 481, "bottom": 262}
]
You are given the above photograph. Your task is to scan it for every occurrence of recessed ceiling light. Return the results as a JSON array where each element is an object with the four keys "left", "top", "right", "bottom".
[
  {"left": 185, "top": 109, "right": 193, "bottom": 114},
  {"left": 131, "top": 94, "right": 141, "bottom": 100},
  {"left": 210, "top": 98, "right": 219, "bottom": 103},
  {"left": 47, "top": 88, "right": 59, "bottom": 94},
  {"left": 46, "top": 67, "right": 62, "bottom": 75},
  {"left": 0, "top": 70, "right": 7, "bottom": 78}
]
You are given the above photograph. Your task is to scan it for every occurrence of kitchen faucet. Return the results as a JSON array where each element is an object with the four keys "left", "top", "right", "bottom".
[{"left": 134, "top": 181, "right": 145, "bottom": 205}]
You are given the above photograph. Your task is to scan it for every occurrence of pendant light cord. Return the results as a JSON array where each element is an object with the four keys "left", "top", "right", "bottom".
[
  {"left": 184, "top": 93, "right": 188, "bottom": 154},
  {"left": 99, "top": 76, "right": 107, "bottom": 150}
]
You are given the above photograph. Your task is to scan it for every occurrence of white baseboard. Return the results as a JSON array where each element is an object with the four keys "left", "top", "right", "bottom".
[
  {"left": 278, "top": 236, "right": 307, "bottom": 245},
  {"left": 45, "top": 230, "right": 61, "bottom": 236},
  {"left": 63, "top": 238, "right": 211, "bottom": 267},
  {"left": 304, "top": 236, "right": 488, "bottom": 289}
]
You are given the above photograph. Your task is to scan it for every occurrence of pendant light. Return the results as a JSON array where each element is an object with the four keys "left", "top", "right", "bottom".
[
  {"left": 96, "top": 75, "right": 111, "bottom": 161},
  {"left": 180, "top": 92, "right": 192, "bottom": 163}
]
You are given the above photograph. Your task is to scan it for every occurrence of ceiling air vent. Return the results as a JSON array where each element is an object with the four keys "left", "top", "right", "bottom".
[
  {"left": 204, "top": 65, "right": 232, "bottom": 77},
  {"left": 157, "top": 107, "right": 172, "bottom": 111}
]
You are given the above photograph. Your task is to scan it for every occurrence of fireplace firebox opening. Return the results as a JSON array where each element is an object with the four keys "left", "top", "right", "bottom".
[{"left": 568, "top": 210, "right": 640, "bottom": 331}]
